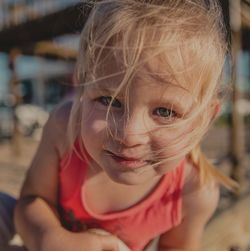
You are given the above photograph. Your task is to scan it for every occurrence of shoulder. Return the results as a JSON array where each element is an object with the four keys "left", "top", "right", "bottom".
[
  {"left": 19, "top": 100, "right": 74, "bottom": 200},
  {"left": 158, "top": 160, "right": 219, "bottom": 250},
  {"left": 47, "top": 99, "right": 72, "bottom": 134},
  {"left": 182, "top": 159, "right": 219, "bottom": 221},
  {"left": 44, "top": 99, "right": 73, "bottom": 157}
]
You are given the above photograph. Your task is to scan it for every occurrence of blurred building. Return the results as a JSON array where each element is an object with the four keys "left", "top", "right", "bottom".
[
  {"left": 0, "top": 0, "right": 80, "bottom": 29},
  {"left": 0, "top": 0, "right": 81, "bottom": 139}
]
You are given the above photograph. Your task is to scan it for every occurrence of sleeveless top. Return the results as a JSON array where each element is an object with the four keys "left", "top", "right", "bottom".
[{"left": 58, "top": 143, "right": 185, "bottom": 251}]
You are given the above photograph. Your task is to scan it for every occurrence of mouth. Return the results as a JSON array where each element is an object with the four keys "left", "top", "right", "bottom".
[{"left": 105, "top": 150, "right": 153, "bottom": 169}]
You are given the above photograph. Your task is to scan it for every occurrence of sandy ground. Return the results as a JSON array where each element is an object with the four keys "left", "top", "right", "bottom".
[
  {"left": 202, "top": 195, "right": 250, "bottom": 251},
  {"left": 0, "top": 126, "right": 250, "bottom": 251},
  {"left": 0, "top": 137, "right": 37, "bottom": 198}
]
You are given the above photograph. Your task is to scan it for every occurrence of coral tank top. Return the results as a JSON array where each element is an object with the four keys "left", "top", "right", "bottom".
[{"left": 58, "top": 143, "right": 185, "bottom": 251}]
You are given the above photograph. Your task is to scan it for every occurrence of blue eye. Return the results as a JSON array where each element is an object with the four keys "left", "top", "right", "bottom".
[
  {"left": 153, "top": 107, "right": 177, "bottom": 119},
  {"left": 96, "top": 96, "right": 122, "bottom": 108}
]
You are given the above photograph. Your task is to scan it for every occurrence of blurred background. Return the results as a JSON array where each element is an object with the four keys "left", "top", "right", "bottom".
[{"left": 0, "top": 1, "right": 250, "bottom": 251}]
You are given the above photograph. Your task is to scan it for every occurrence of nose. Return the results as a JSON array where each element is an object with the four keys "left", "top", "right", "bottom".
[{"left": 113, "top": 111, "right": 150, "bottom": 147}]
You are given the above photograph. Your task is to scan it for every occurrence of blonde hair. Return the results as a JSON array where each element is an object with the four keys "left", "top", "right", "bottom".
[{"left": 68, "top": 0, "right": 238, "bottom": 191}]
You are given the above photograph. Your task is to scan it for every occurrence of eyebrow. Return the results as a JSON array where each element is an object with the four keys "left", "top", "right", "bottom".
[{"left": 87, "top": 84, "right": 120, "bottom": 96}]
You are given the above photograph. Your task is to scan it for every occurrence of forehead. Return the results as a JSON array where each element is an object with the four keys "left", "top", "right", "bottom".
[{"left": 94, "top": 49, "right": 199, "bottom": 99}]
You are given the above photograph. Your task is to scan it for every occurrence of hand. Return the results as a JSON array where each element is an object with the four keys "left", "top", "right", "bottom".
[
  {"left": 88, "top": 229, "right": 130, "bottom": 251},
  {"left": 42, "top": 227, "right": 131, "bottom": 251}
]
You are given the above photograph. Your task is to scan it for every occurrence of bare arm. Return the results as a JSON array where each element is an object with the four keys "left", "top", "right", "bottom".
[
  {"left": 14, "top": 102, "right": 70, "bottom": 251},
  {"left": 14, "top": 102, "right": 126, "bottom": 251},
  {"left": 158, "top": 177, "right": 219, "bottom": 251}
]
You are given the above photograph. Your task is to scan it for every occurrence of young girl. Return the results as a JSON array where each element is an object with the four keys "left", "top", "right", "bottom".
[{"left": 14, "top": 1, "right": 238, "bottom": 251}]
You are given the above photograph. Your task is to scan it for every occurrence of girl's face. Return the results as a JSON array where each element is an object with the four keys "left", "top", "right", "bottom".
[{"left": 81, "top": 60, "right": 198, "bottom": 185}]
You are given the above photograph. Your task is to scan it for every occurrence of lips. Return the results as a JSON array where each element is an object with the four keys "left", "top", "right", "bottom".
[{"left": 106, "top": 151, "right": 150, "bottom": 169}]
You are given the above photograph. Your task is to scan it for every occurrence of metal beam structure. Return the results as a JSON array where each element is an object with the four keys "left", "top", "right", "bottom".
[
  {"left": 0, "top": 2, "right": 92, "bottom": 53},
  {"left": 0, "top": 1, "right": 249, "bottom": 55}
]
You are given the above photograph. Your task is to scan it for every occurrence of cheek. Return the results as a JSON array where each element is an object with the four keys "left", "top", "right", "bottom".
[
  {"left": 82, "top": 103, "right": 108, "bottom": 132},
  {"left": 81, "top": 109, "right": 108, "bottom": 146},
  {"left": 151, "top": 124, "right": 195, "bottom": 155}
]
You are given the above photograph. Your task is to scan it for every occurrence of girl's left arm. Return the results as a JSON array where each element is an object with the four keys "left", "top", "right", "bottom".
[{"left": 157, "top": 181, "right": 220, "bottom": 251}]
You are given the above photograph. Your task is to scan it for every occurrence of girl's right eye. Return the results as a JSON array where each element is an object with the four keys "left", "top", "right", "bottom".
[{"left": 95, "top": 96, "right": 122, "bottom": 108}]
